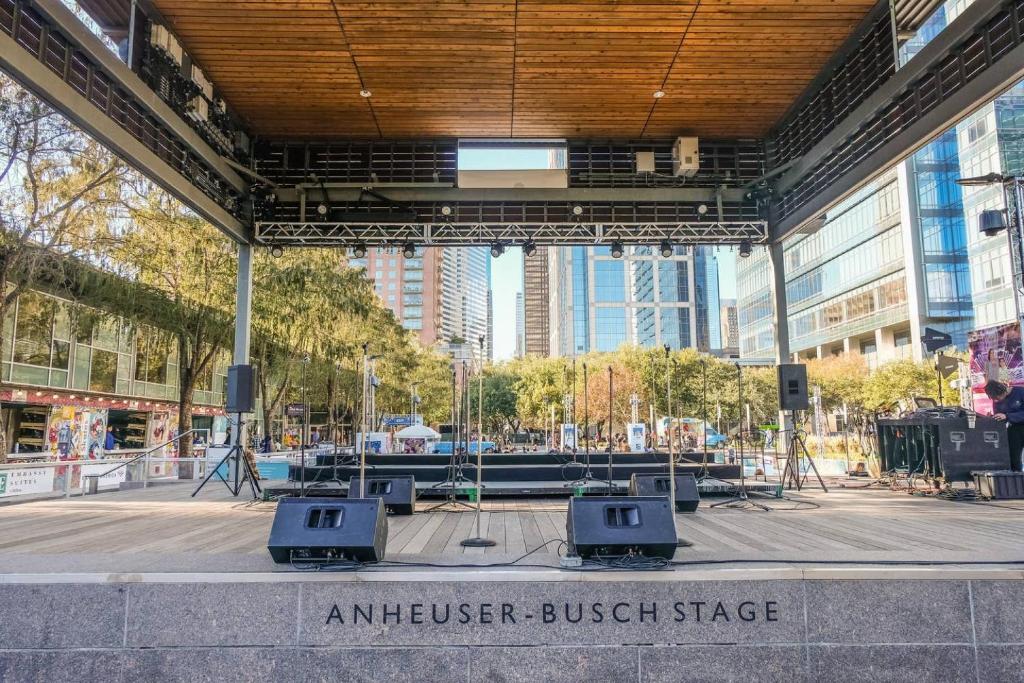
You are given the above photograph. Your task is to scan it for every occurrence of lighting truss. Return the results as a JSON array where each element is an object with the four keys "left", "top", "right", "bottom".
[{"left": 254, "top": 221, "right": 768, "bottom": 247}]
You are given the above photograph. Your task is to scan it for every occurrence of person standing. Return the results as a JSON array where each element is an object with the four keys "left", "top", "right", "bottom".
[
  {"left": 985, "top": 380, "right": 1024, "bottom": 471},
  {"left": 104, "top": 426, "right": 117, "bottom": 451}
]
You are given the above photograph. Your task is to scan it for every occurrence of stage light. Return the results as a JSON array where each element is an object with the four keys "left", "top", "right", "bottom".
[
  {"left": 653, "top": 90, "right": 666, "bottom": 99},
  {"left": 490, "top": 242, "right": 505, "bottom": 258},
  {"left": 269, "top": 245, "right": 284, "bottom": 258},
  {"left": 572, "top": 205, "right": 584, "bottom": 216},
  {"left": 316, "top": 202, "right": 329, "bottom": 216},
  {"left": 402, "top": 243, "right": 416, "bottom": 259},
  {"left": 659, "top": 240, "right": 673, "bottom": 258},
  {"left": 980, "top": 209, "right": 1008, "bottom": 237},
  {"left": 523, "top": 240, "right": 537, "bottom": 257},
  {"left": 440, "top": 205, "right": 452, "bottom": 217},
  {"left": 738, "top": 239, "right": 752, "bottom": 258},
  {"left": 359, "top": 89, "right": 372, "bottom": 98},
  {"left": 697, "top": 203, "right": 708, "bottom": 215},
  {"left": 352, "top": 243, "right": 367, "bottom": 259},
  {"left": 610, "top": 241, "right": 624, "bottom": 258}
]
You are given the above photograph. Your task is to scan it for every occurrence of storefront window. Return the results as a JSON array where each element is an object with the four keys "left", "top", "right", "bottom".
[{"left": 90, "top": 349, "right": 118, "bottom": 393}]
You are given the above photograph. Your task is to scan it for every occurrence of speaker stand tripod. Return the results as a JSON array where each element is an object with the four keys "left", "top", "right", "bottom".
[
  {"left": 192, "top": 414, "right": 261, "bottom": 500},
  {"left": 781, "top": 415, "right": 828, "bottom": 492},
  {"left": 426, "top": 447, "right": 476, "bottom": 512}
]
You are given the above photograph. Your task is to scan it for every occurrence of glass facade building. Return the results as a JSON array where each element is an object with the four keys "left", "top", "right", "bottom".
[
  {"left": 549, "top": 245, "right": 721, "bottom": 356},
  {"left": 736, "top": 0, "right": 1024, "bottom": 365},
  {"left": 349, "top": 246, "right": 492, "bottom": 359}
]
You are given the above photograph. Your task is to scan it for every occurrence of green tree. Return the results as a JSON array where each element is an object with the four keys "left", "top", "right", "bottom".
[{"left": 862, "top": 359, "right": 940, "bottom": 412}]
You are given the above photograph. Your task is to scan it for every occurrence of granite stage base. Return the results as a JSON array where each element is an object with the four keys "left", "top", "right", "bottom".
[{"left": 2, "top": 569, "right": 1024, "bottom": 682}]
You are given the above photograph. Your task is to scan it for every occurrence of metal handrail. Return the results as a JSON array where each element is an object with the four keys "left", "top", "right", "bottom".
[{"left": 90, "top": 428, "right": 210, "bottom": 479}]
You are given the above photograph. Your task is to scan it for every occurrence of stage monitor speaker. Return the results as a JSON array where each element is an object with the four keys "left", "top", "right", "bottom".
[
  {"left": 566, "top": 496, "right": 677, "bottom": 560},
  {"left": 777, "top": 364, "right": 809, "bottom": 411},
  {"left": 628, "top": 473, "right": 700, "bottom": 513},
  {"left": 349, "top": 475, "right": 416, "bottom": 515},
  {"left": 226, "top": 364, "right": 256, "bottom": 414},
  {"left": 267, "top": 497, "right": 387, "bottom": 563}
]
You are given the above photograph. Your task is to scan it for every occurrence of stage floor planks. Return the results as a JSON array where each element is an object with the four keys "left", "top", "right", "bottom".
[{"left": 2, "top": 481, "right": 1024, "bottom": 574}]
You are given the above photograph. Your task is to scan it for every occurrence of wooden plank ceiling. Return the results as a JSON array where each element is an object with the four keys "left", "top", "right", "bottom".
[{"left": 150, "top": 0, "right": 878, "bottom": 140}]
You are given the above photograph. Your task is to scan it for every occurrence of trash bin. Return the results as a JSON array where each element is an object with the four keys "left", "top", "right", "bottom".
[{"left": 84, "top": 475, "right": 99, "bottom": 495}]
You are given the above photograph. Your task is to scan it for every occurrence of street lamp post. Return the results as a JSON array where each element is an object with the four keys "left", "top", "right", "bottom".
[{"left": 956, "top": 173, "right": 1024, "bottom": 324}]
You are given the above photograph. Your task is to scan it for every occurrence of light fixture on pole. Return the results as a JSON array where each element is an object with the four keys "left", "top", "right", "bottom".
[
  {"left": 957, "top": 173, "right": 1024, "bottom": 323},
  {"left": 462, "top": 335, "right": 495, "bottom": 547}
]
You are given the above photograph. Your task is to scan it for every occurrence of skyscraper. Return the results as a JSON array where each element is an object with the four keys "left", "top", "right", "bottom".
[
  {"left": 720, "top": 298, "right": 739, "bottom": 356},
  {"left": 547, "top": 244, "right": 714, "bottom": 356},
  {"left": 522, "top": 247, "right": 551, "bottom": 356},
  {"left": 514, "top": 292, "right": 525, "bottom": 358},
  {"left": 349, "top": 246, "right": 490, "bottom": 359}
]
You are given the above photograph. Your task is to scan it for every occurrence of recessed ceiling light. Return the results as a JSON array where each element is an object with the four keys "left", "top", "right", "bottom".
[
  {"left": 360, "top": 89, "right": 372, "bottom": 98},
  {"left": 653, "top": 90, "right": 666, "bottom": 99}
]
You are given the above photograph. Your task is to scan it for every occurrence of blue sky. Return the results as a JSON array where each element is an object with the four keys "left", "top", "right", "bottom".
[{"left": 461, "top": 148, "right": 736, "bottom": 361}]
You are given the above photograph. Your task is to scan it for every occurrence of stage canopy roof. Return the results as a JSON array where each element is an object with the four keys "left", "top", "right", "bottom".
[{"left": 81, "top": 0, "right": 882, "bottom": 140}]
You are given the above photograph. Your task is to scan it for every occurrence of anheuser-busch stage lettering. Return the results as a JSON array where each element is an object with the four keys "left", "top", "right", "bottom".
[{"left": 325, "top": 600, "right": 780, "bottom": 626}]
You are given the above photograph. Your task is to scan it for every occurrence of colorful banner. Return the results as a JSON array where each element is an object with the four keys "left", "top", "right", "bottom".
[
  {"left": 46, "top": 406, "right": 106, "bottom": 460},
  {"left": 968, "top": 322, "right": 1023, "bottom": 413}
]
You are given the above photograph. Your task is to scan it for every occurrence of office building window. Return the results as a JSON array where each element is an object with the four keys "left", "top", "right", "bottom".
[
  {"left": 593, "top": 260, "right": 626, "bottom": 302},
  {"left": 658, "top": 262, "right": 688, "bottom": 302},
  {"left": 660, "top": 308, "right": 691, "bottom": 349},
  {"left": 595, "top": 308, "right": 626, "bottom": 352}
]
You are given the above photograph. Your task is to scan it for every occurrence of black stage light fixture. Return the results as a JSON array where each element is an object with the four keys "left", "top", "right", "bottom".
[
  {"left": 659, "top": 240, "right": 673, "bottom": 258},
  {"left": 316, "top": 201, "right": 329, "bottom": 217},
  {"left": 610, "top": 241, "right": 624, "bottom": 258},
  {"left": 352, "top": 243, "right": 367, "bottom": 259},
  {"left": 490, "top": 242, "right": 505, "bottom": 258},
  {"left": 402, "top": 243, "right": 417, "bottom": 259},
  {"left": 523, "top": 240, "right": 537, "bottom": 258},
  {"left": 269, "top": 245, "right": 284, "bottom": 258},
  {"left": 738, "top": 239, "right": 752, "bottom": 258}
]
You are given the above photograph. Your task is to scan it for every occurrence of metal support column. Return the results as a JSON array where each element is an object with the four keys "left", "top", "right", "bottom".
[
  {"left": 770, "top": 242, "right": 793, "bottom": 451},
  {"left": 231, "top": 242, "right": 253, "bottom": 446}
]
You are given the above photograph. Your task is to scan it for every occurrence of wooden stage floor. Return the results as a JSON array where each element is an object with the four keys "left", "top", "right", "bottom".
[{"left": 2, "top": 480, "right": 1024, "bottom": 574}]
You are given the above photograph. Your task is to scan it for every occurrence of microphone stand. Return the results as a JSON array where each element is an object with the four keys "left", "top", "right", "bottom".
[{"left": 711, "top": 363, "right": 771, "bottom": 510}]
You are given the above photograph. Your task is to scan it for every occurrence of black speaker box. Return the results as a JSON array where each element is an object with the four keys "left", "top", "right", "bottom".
[
  {"left": 628, "top": 473, "right": 700, "bottom": 513},
  {"left": 777, "top": 364, "right": 809, "bottom": 411},
  {"left": 226, "top": 364, "right": 257, "bottom": 414},
  {"left": 566, "top": 496, "right": 677, "bottom": 560},
  {"left": 267, "top": 497, "right": 387, "bottom": 563},
  {"left": 348, "top": 475, "right": 416, "bottom": 515}
]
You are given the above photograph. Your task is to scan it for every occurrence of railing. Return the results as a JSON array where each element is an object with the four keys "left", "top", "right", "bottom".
[
  {"left": 87, "top": 429, "right": 210, "bottom": 491},
  {"left": 0, "top": 456, "right": 207, "bottom": 502}
]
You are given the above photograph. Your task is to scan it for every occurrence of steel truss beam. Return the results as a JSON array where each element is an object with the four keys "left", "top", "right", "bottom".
[
  {"left": 0, "top": 0, "right": 248, "bottom": 241},
  {"left": 254, "top": 221, "right": 768, "bottom": 248},
  {"left": 770, "top": 0, "right": 1024, "bottom": 241}
]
